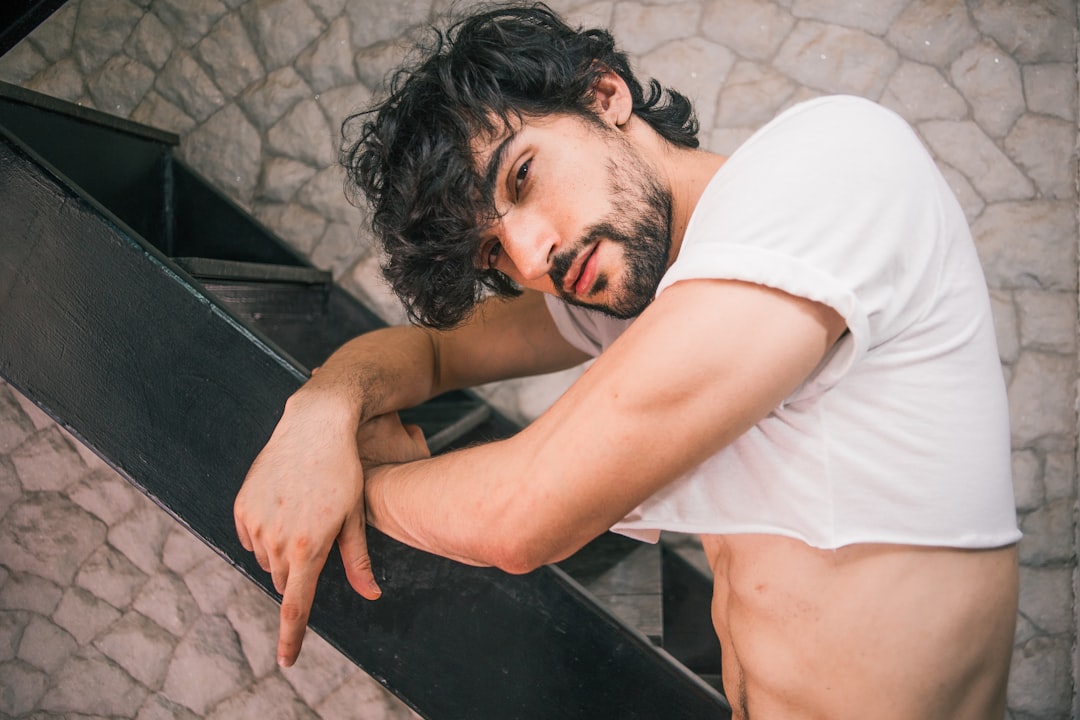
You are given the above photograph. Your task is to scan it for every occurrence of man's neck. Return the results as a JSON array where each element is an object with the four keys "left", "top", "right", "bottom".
[
  {"left": 620, "top": 115, "right": 727, "bottom": 267},
  {"left": 663, "top": 148, "right": 727, "bottom": 265}
]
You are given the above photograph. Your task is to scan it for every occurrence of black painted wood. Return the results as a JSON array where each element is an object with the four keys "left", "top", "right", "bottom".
[
  {"left": 173, "top": 257, "right": 331, "bottom": 284},
  {"left": 184, "top": 261, "right": 514, "bottom": 453},
  {"left": 0, "top": 81, "right": 174, "bottom": 249},
  {"left": 171, "top": 162, "right": 307, "bottom": 264},
  {"left": 0, "top": 80, "right": 519, "bottom": 462},
  {"left": 0, "top": 119, "right": 731, "bottom": 717},
  {"left": 0, "top": 0, "right": 68, "bottom": 57},
  {"left": 662, "top": 546, "right": 724, "bottom": 686}
]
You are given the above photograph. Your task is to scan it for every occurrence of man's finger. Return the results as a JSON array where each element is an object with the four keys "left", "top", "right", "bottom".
[
  {"left": 339, "top": 509, "right": 382, "bottom": 600},
  {"left": 402, "top": 423, "right": 430, "bottom": 458},
  {"left": 253, "top": 544, "right": 271, "bottom": 573},
  {"left": 234, "top": 508, "right": 253, "bottom": 552},
  {"left": 277, "top": 563, "right": 319, "bottom": 668},
  {"left": 271, "top": 567, "right": 288, "bottom": 595}
]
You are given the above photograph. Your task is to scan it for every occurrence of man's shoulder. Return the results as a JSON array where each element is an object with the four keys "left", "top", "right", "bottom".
[
  {"left": 731, "top": 95, "right": 917, "bottom": 167},
  {"left": 698, "top": 94, "right": 932, "bottom": 222},
  {"left": 763, "top": 95, "right": 902, "bottom": 133}
]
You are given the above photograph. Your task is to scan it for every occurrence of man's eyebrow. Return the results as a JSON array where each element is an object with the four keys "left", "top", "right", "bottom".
[{"left": 483, "top": 131, "right": 518, "bottom": 192}]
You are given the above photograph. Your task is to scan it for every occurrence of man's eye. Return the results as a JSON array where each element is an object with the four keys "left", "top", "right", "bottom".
[
  {"left": 485, "top": 241, "right": 503, "bottom": 269},
  {"left": 515, "top": 160, "right": 530, "bottom": 193}
]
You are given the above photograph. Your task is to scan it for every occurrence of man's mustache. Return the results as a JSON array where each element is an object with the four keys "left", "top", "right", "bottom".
[{"left": 549, "top": 224, "right": 621, "bottom": 291}]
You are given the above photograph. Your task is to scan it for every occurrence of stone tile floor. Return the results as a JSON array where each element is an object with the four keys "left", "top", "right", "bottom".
[{"left": 0, "top": 380, "right": 418, "bottom": 719}]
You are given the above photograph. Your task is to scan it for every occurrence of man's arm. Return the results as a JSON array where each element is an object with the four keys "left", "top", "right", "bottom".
[
  {"left": 364, "top": 279, "right": 847, "bottom": 571},
  {"left": 233, "top": 289, "right": 588, "bottom": 666}
]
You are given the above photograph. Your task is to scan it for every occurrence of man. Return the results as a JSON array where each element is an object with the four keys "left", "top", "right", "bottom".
[{"left": 234, "top": 5, "right": 1021, "bottom": 718}]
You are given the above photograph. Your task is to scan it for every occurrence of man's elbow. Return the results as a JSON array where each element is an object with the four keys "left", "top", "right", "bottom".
[
  {"left": 484, "top": 523, "right": 584, "bottom": 575},
  {"left": 494, "top": 555, "right": 543, "bottom": 576},
  {"left": 473, "top": 463, "right": 595, "bottom": 574},
  {"left": 485, "top": 536, "right": 548, "bottom": 575}
]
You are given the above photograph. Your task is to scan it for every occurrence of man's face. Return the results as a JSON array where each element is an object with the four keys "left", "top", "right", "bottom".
[{"left": 475, "top": 112, "right": 673, "bottom": 318}]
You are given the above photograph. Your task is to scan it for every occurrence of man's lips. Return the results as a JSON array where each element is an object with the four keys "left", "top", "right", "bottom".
[{"left": 564, "top": 243, "right": 599, "bottom": 297}]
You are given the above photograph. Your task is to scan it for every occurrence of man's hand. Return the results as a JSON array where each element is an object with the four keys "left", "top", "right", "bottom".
[
  {"left": 355, "top": 412, "right": 430, "bottom": 468},
  {"left": 234, "top": 389, "right": 368, "bottom": 668},
  {"left": 232, "top": 296, "right": 579, "bottom": 667},
  {"left": 234, "top": 389, "right": 427, "bottom": 668}
]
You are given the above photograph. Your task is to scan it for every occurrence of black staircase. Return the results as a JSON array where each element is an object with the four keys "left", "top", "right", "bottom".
[{"left": 0, "top": 81, "right": 727, "bottom": 718}]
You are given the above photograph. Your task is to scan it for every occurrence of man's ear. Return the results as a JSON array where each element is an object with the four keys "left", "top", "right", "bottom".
[{"left": 591, "top": 69, "right": 633, "bottom": 128}]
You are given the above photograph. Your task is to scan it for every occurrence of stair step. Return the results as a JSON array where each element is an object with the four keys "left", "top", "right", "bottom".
[
  {"left": 558, "top": 532, "right": 662, "bottom": 644},
  {"left": 175, "top": 257, "right": 331, "bottom": 321},
  {"left": 558, "top": 531, "right": 721, "bottom": 687},
  {"left": 662, "top": 531, "right": 713, "bottom": 577},
  {"left": 661, "top": 537, "right": 722, "bottom": 679},
  {"left": 174, "top": 256, "right": 331, "bottom": 284},
  {"left": 174, "top": 256, "right": 510, "bottom": 455}
]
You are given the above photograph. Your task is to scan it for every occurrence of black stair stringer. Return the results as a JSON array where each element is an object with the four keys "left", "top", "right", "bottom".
[
  {"left": 1, "top": 0, "right": 69, "bottom": 57},
  {"left": 0, "top": 129, "right": 731, "bottom": 718}
]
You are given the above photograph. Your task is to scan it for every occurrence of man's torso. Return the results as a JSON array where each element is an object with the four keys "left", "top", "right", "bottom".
[
  {"left": 546, "top": 95, "right": 1018, "bottom": 550},
  {"left": 700, "top": 533, "right": 1017, "bottom": 720}
]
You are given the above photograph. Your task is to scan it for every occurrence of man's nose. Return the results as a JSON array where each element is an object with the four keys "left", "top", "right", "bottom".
[{"left": 502, "top": 210, "right": 557, "bottom": 282}]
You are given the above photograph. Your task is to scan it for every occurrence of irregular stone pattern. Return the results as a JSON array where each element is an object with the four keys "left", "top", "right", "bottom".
[
  {"left": 0, "top": 390, "right": 417, "bottom": 720},
  {"left": 0, "top": 0, "right": 1075, "bottom": 717}
]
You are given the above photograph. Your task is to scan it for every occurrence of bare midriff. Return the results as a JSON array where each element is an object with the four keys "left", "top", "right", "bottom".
[{"left": 699, "top": 534, "right": 1018, "bottom": 720}]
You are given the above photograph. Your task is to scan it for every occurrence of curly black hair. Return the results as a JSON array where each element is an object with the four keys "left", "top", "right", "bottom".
[{"left": 341, "top": 2, "right": 699, "bottom": 329}]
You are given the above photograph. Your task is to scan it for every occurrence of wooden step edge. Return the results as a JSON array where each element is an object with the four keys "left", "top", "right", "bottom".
[{"left": 173, "top": 256, "right": 331, "bottom": 285}]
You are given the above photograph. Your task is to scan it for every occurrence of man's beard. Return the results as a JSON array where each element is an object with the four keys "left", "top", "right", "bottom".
[{"left": 550, "top": 147, "right": 673, "bottom": 319}]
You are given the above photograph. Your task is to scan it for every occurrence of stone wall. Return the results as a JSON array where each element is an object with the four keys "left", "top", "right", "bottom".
[{"left": 0, "top": 1, "right": 1076, "bottom": 718}]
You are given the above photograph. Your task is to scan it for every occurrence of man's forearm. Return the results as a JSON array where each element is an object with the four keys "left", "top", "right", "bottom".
[
  {"left": 290, "top": 289, "right": 585, "bottom": 425},
  {"left": 293, "top": 325, "right": 442, "bottom": 426},
  {"left": 363, "top": 434, "right": 620, "bottom": 574},
  {"left": 364, "top": 454, "right": 506, "bottom": 569},
  {"left": 363, "top": 443, "right": 555, "bottom": 572}
]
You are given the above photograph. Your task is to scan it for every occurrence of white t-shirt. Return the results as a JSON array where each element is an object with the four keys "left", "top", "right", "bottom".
[{"left": 545, "top": 95, "right": 1020, "bottom": 550}]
